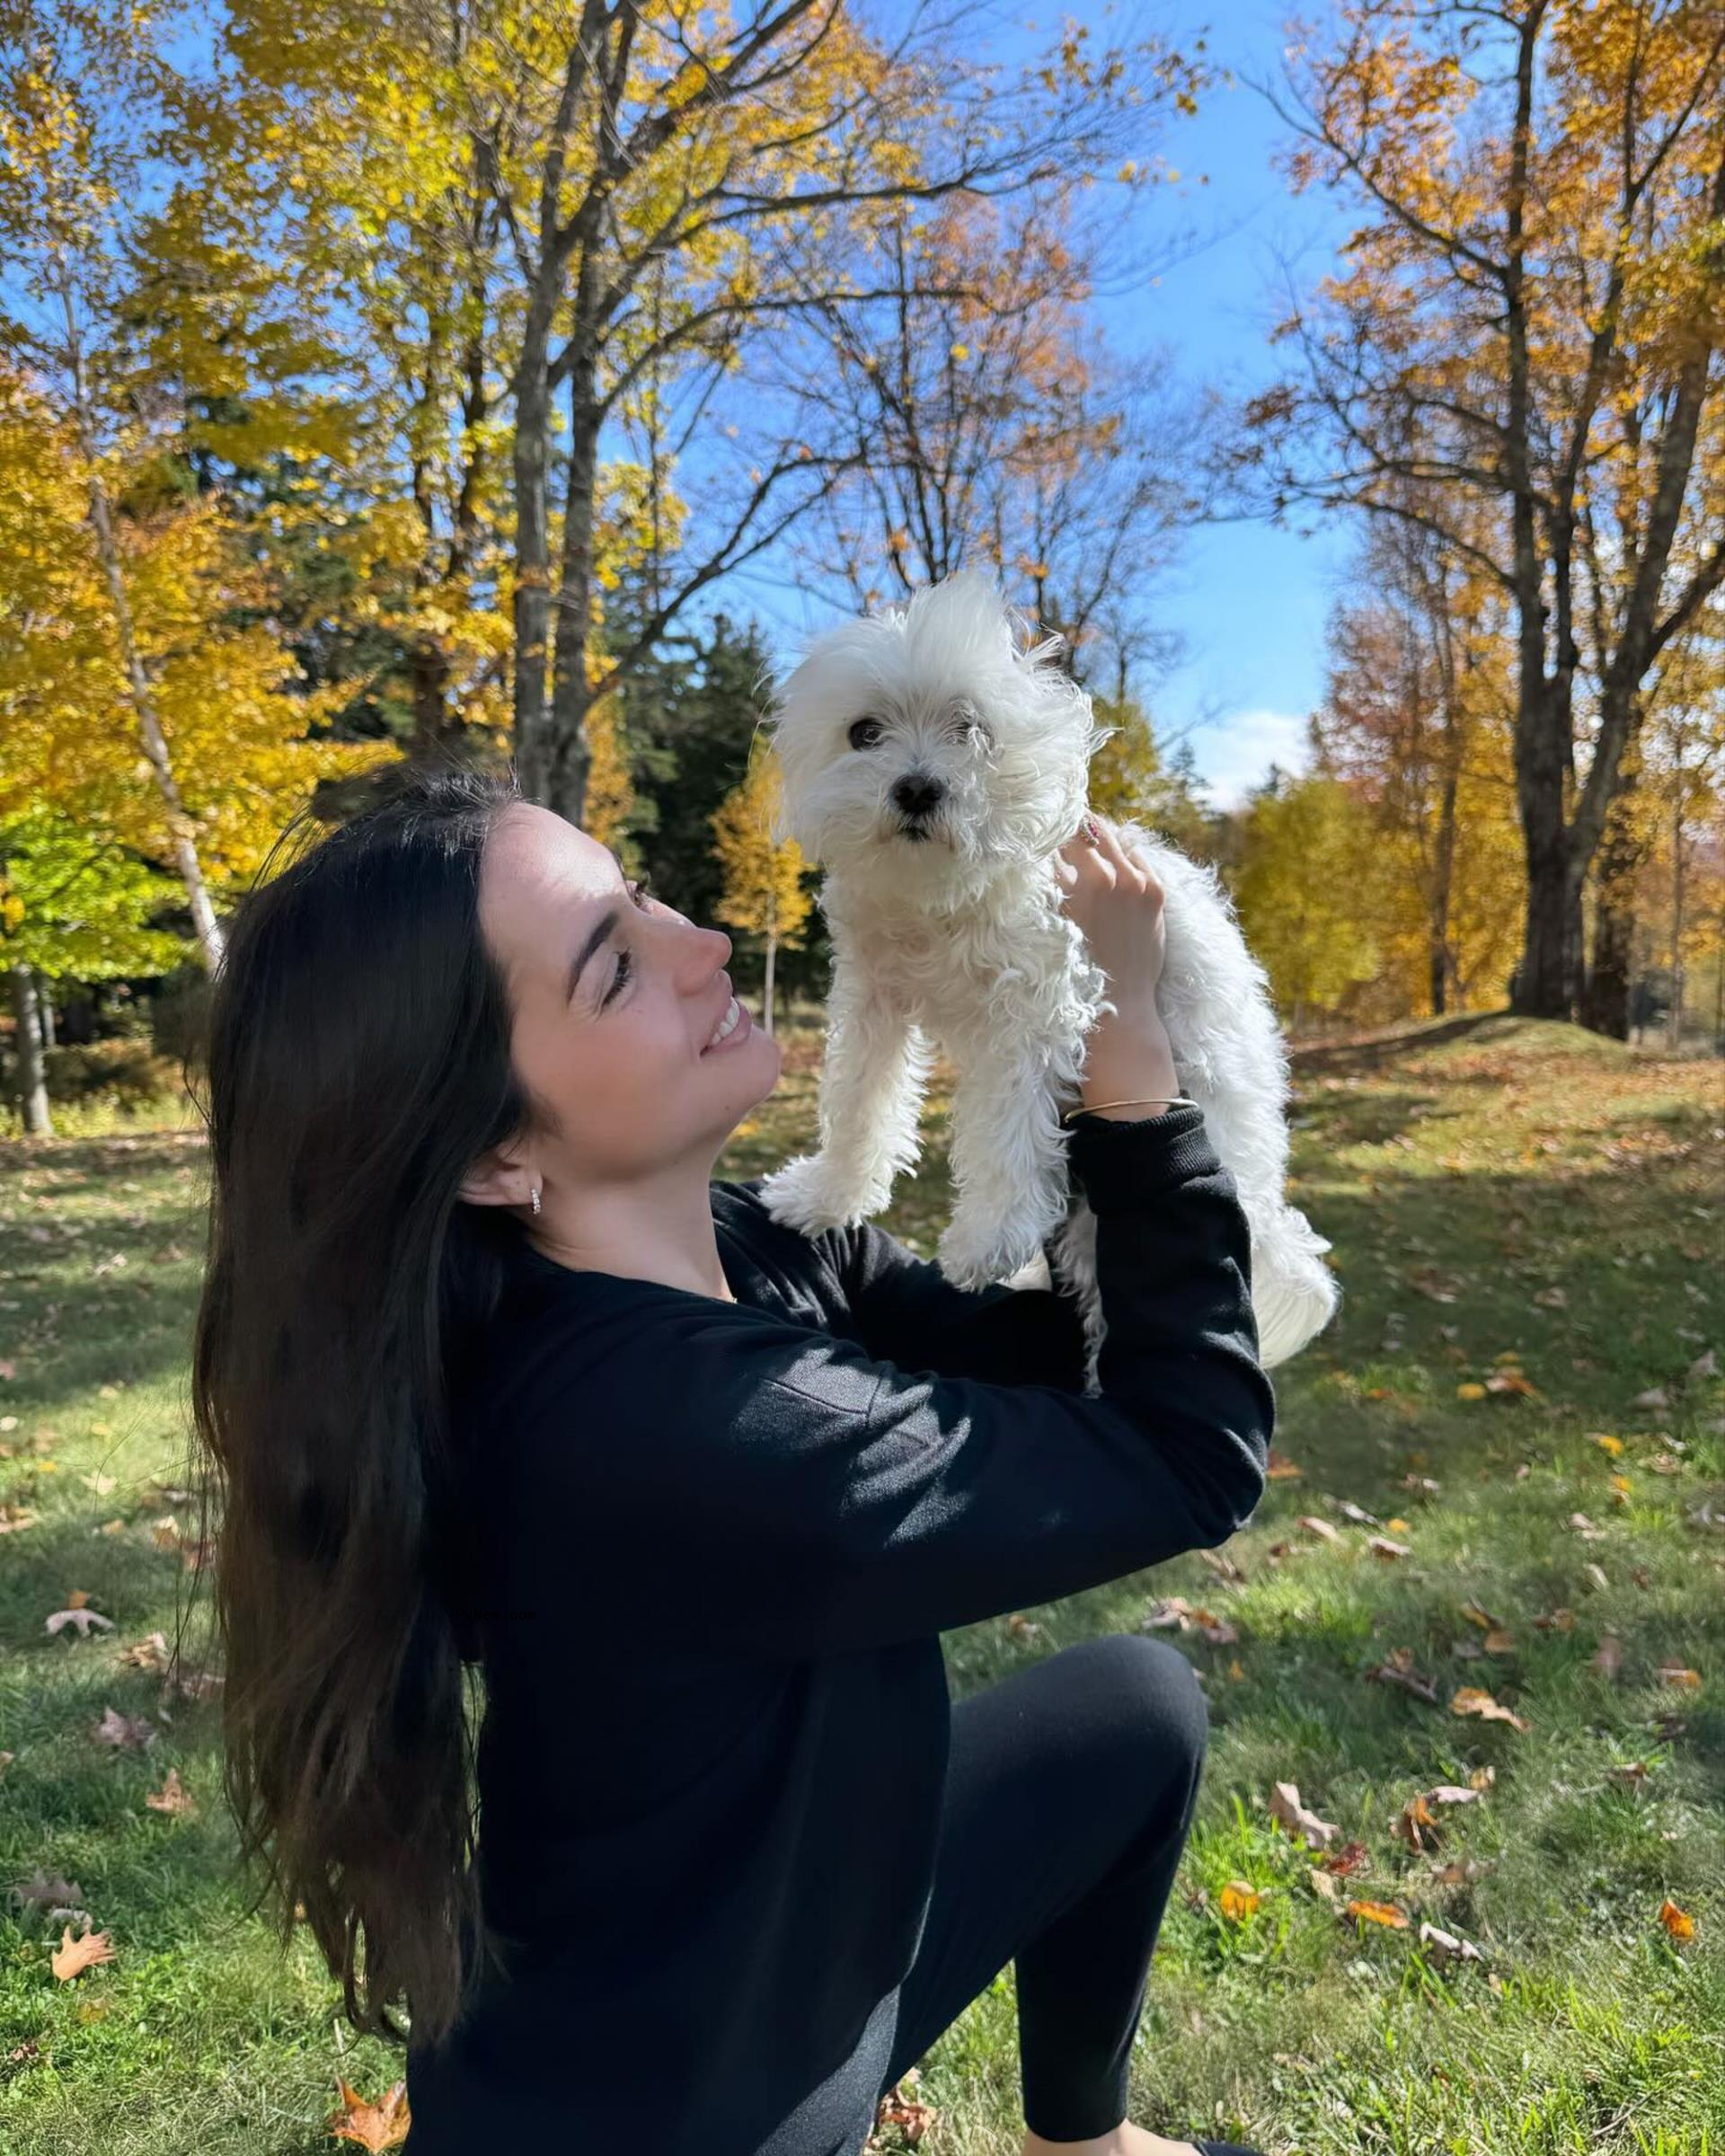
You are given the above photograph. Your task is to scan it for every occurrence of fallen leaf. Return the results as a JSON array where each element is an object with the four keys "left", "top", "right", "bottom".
[
  {"left": 44, "top": 1606, "right": 114, "bottom": 1640},
  {"left": 1418, "top": 1920, "right": 1487, "bottom": 1966},
  {"left": 6, "top": 1868, "right": 84, "bottom": 1915},
  {"left": 1268, "top": 1780, "right": 1340, "bottom": 1850},
  {"left": 1460, "top": 1599, "right": 1502, "bottom": 1631},
  {"left": 1266, "top": 1448, "right": 1302, "bottom": 1480},
  {"left": 1307, "top": 1865, "right": 1340, "bottom": 1902},
  {"left": 1657, "top": 1898, "right": 1695, "bottom": 1942},
  {"left": 78, "top": 1471, "right": 116, "bottom": 1496},
  {"left": 144, "top": 1767, "right": 197, "bottom": 1816},
  {"left": 1608, "top": 1762, "right": 1651, "bottom": 1788},
  {"left": 1449, "top": 1687, "right": 1530, "bottom": 1732},
  {"left": 1486, "top": 1370, "right": 1539, "bottom": 1397},
  {"left": 1218, "top": 1881, "right": 1262, "bottom": 1922},
  {"left": 874, "top": 2070, "right": 936, "bottom": 2144},
  {"left": 1483, "top": 1630, "right": 1516, "bottom": 1655},
  {"left": 1296, "top": 1515, "right": 1341, "bottom": 1544},
  {"left": 1632, "top": 1387, "right": 1670, "bottom": 1410},
  {"left": 1392, "top": 1784, "right": 1482, "bottom": 1851},
  {"left": 1533, "top": 1607, "right": 1575, "bottom": 1632},
  {"left": 1197, "top": 1546, "right": 1247, "bottom": 1586},
  {"left": 1337, "top": 1500, "right": 1381, "bottom": 1526},
  {"left": 1657, "top": 1666, "right": 1702, "bottom": 1690},
  {"left": 1582, "top": 1560, "right": 1610, "bottom": 1590},
  {"left": 1467, "top": 1764, "right": 1496, "bottom": 1791},
  {"left": 1429, "top": 1857, "right": 1491, "bottom": 1885},
  {"left": 1364, "top": 1648, "right": 1439, "bottom": 1704},
  {"left": 1401, "top": 1474, "right": 1441, "bottom": 1496},
  {"left": 1385, "top": 1515, "right": 1411, "bottom": 1533},
  {"left": 1570, "top": 1514, "right": 1606, "bottom": 1542},
  {"left": 1345, "top": 1898, "right": 1411, "bottom": 1930},
  {"left": 1455, "top": 1383, "right": 1486, "bottom": 1401},
  {"left": 1368, "top": 1535, "right": 1411, "bottom": 1560},
  {"left": 91, "top": 1707, "right": 155, "bottom": 1750},
  {"left": 326, "top": 2078, "right": 411, "bottom": 2152},
  {"left": 1590, "top": 1433, "right": 1625, "bottom": 1458},
  {"left": 1321, "top": 1840, "right": 1371, "bottom": 1876},
  {"left": 50, "top": 1926, "right": 115, "bottom": 1981}
]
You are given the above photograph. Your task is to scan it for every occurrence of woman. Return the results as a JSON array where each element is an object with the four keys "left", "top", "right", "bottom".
[{"left": 189, "top": 761, "right": 1273, "bottom": 2156}]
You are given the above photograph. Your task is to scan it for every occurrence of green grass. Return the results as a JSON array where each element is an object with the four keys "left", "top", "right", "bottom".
[{"left": 2, "top": 1013, "right": 1721, "bottom": 2153}]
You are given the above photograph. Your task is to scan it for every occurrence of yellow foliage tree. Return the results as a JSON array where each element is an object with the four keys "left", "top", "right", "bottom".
[
  {"left": 710, "top": 737, "right": 811, "bottom": 1037},
  {"left": 1231, "top": 773, "right": 1393, "bottom": 1030}
]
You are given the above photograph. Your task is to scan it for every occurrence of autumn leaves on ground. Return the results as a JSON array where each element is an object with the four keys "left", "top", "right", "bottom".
[{"left": 2, "top": 1014, "right": 1721, "bottom": 2154}]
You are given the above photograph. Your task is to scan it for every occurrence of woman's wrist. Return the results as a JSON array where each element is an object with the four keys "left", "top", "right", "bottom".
[{"left": 1078, "top": 1013, "right": 1181, "bottom": 1119}]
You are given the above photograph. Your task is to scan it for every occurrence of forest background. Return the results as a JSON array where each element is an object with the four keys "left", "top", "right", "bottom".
[{"left": 0, "top": 0, "right": 1721, "bottom": 1125}]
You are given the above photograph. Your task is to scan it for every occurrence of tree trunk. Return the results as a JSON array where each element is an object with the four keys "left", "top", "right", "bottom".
[
  {"left": 1668, "top": 790, "right": 1685, "bottom": 1051},
  {"left": 547, "top": 332, "right": 605, "bottom": 828},
  {"left": 510, "top": 287, "right": 558, "bottom": 804},
  {"left": 39, "top": 979, "right": 56, "bottom": 1049},
  {"left": 58, "top": 281, "right": 226, "bottom": 972},
  {"left": 9, "top": 964, "right": 53, "bottom": 1136}
]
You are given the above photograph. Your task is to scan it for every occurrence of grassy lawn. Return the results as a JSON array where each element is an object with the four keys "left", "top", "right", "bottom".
[{"left": 2, "top": 1013, "right": 1721, "bottom": 2153}]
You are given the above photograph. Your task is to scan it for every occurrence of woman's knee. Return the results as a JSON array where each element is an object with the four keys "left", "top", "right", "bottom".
[{"left": 1057, "top": 1631, "right": 1209, "bottom": 1776}]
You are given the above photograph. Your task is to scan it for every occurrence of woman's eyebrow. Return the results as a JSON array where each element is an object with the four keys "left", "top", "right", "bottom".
[
  {"left": 565, "top": 850, "right": 632, "bottom": 1002},
  {"left": 567, "top": 906, "right": 622, "bottom": 1002}
]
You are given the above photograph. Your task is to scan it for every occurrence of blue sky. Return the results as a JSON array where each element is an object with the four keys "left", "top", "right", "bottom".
[{"left": 722, "top": 0, "right": 1359, "bottom": 811}]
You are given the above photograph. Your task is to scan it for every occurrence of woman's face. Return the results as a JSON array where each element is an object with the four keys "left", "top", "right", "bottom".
[{"left": 473, "top": 802, "right": 781, "bottom": 1194}]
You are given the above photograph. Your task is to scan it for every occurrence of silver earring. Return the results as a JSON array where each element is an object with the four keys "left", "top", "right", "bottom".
[{"left": 530, "top": 1187, "right": 542, "bottom": 1215}]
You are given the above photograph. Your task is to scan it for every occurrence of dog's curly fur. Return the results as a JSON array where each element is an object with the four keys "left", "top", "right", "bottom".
[{"left": 756, "top": 570, "right": 1339, "bottom": 1387}]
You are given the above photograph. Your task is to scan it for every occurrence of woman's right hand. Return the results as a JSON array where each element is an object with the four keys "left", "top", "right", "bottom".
[{"left": 1055, "top": 814, "right": 1168, "bottom": 1027}]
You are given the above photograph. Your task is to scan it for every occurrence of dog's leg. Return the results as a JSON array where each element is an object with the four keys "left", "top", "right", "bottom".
[
  {"left": 756, "top": 968, "right": 931, "bottom": 1234},
  {"left": 935, "top": 1047, "right": 1074, "bottom": 1290}
]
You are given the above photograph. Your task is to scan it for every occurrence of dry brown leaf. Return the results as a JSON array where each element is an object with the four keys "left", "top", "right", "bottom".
[
  {"left": 1418, "top": 1921, "right": 1486, "bottom": 1966},
  {"left": 1321, "top": 1840, "right": 1372, "bottom": 1876},
  {"left": 327, "top": 2078, "right": 411, "bottom": 2152},
  {"left": 874, "top": 2069, "right": 936, "bottom": 2145},
  {"left": 1296, "top": 1515, "right": 1340, "bottom": 1544},
  {"left": 1337, "top": 1500, "right": 1382, "bottom": 1526},
  {"left": 1449, "top": 1687, "right": 1530, "bottom": 1732},
  {"left": 1392, "top": 1784, "right": 1482, "bottom": 1851},
  {"left": 1460, "top": 1599, "right": 1501, "bottom": 1631},
  {"left": 144, "top": 1767, "right": 196, "bottom": 1816},
  {"left": 1468, "top": 1764, "right": 1496, "bottom": 1792},
  {"left": 1533, "top": 1608, "right": 1575, "bottom": 1632},
  {"left": 1364, "top": 1648, "right": 1440, "bottom": 1704},
  {"left": 50, "top": 1925, "right": 114, "bottom": 1981},
  {"left": 1483, "top": 1630, "right": 1516, "bottom": 1656},
  {"left": 119, "top": 1633, "right": 170, "bottom": 1672},
  {"left": 1266, "top": 1448, "right": 1303, "bottom": 1480},
  {"left": 91, "top": 1706, "right": 155, "bottom": 1750},
  {"left": 1268, "top": 1780, "right": 1340, "bottom": 1850},
  {"left": 1368, "top": 1535, "right": 1412, "bottom": 1560},
  {"left": 1306, "top": 1865, "right": 1340, "bottom": 1902},
  {"left": 1429, "top": 1857, "right": 1491, "bottom": 1885},
  {"left": 1657, "top": 1666, "right": 1703, "bottom": 1690},
  {"left": 1485, "top": 1369, "right": 1538, "bottom": 1397},
  {"left": 1197, "top": 1546, "right": 1247, "bottom": 1586},
  {"left": 1217, "top": 1882, "right": 1262, "bottom": 1922},
  {"left": 1608, "top": 1762, "right": 1651, "bottom": 1788}
]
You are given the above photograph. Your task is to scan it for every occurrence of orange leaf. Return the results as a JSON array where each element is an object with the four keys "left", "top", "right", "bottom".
[
  {"left": 1657, "top": 1666, "right": 1702, "bottom": 1690},
  {"left": 327, "top": 2078, "right": 411, "bottom": 2152},
  {"left": 1266, "top": 1448, "right": 1303, "bottom": 1480},
  {"left": 51, "top": 1925, "right": 115, "bottom": 1981},
  {"left": 1217, "top": 1881, "right": 1262, "bottom": 1922},
  {"left": 1658, "top": 1898, "right": 1695, "bottom": 1941},
  {"left": 1345, "top": 1898, "right": 1410, "bottom": 1930}
]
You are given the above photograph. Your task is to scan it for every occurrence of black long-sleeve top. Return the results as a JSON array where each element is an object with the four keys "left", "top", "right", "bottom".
[{"left": 402, "top": 1103, "right": 1274, "bottom": 2156}]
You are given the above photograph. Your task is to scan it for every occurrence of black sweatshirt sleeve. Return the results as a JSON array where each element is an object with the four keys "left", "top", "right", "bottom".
[
  {"left": 812, "top": 1205, "right": 1093, "bottom": 1391},
  {"left": 502, "top": 1103, "right": 1273, "bottom": 1660}
]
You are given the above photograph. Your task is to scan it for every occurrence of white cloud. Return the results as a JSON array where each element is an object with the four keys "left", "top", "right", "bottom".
[{"left": 1186, "top": 708, "right": 1313, "bottom": 811}]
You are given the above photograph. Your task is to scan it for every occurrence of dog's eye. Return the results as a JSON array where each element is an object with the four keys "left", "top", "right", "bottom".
[{"left": 848, "top": 716, "right": 885, "bottom": 750}]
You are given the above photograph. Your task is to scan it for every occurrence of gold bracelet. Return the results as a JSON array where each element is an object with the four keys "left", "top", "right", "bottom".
[{"left": 1061, "top": 1095, "right": 1191, "bottom": 1127}]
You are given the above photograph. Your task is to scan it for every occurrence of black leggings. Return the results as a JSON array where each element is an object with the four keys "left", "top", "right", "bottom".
[{"left": 872, "top": 1632, "right": 1208, "bottom": 2144}]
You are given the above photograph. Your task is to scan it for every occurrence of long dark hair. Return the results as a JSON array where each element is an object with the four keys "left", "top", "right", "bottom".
[{"left": 183, "top": 758, "right": 548, "bottom": 2049}]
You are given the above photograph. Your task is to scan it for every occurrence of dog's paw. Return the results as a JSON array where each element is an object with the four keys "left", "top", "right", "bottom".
[
  {"left": 935, "top": 1209, "right": 1044, "bottom": 1291},
  {"left": 756, "top": 1153, "right": 889, "bottom": 1235}
]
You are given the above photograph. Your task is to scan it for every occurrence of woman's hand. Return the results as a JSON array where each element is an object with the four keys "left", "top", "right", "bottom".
[
  {"left": 1056, "top": 814, "right": 1180, "bottom": 1115},
  {"left": 1056, "top": 814, "right": 1168, "bottom": 1025}
]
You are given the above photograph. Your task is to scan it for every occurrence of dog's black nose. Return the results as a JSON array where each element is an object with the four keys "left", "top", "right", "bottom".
[{"left": 890, "top": 773, "right": 945, "bottom": 817}]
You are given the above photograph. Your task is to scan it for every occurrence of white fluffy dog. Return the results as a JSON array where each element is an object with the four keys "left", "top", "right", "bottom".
[{"left": 756, "top": 570, "right": 1338, "bottom": 1390}]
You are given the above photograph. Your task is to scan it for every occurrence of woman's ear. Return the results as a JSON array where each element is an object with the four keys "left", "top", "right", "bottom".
[{"left": 458, "top": 1142, "right": 535, "bottom": 1212}]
